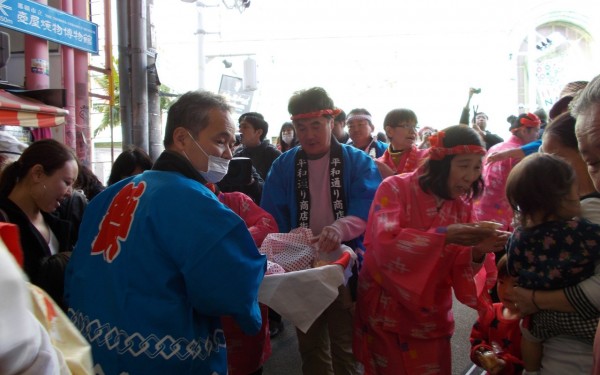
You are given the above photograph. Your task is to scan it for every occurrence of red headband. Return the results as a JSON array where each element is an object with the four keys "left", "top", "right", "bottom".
[
  {"left": 427, "top": 131, "right": 486, "bottom": 160},
  {"left": 290, "top": 108, "right": 341, "bottom": 121},
  {"left": 511, "top": 113, "right": 541, "bottom": 133}
]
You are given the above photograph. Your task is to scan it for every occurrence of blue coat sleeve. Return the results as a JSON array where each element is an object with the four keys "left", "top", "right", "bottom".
[
  {"left": 184, "top": 221, "right": 266, "bottom": 335},
  {"left": 158, "top": 185, "right": 267, "bottom": 335},
  {"left": 261, "top": 151, "right": 295, "bottom": 233},
  {"left": 521, "top": 139, "right": 541, "bottom": 156}
]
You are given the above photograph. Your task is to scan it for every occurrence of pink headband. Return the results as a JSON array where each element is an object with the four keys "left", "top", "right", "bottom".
[
  {"left": 427, "top": 131, "right": 486, "bottom": 160},
  {"left": 290, "top": 108, "right": 341, "bottom": 121}
]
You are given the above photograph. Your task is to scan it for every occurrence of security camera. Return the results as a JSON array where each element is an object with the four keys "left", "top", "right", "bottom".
[{"left": 222, "top": 59, "right": 232, "bottom": 68}]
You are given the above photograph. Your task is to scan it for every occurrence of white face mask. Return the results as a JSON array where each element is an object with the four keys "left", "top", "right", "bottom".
[
  {"left": 185, "top": 131, "right": 230, "bottom": 183},
  {"left": 282, "top": 134, "right": 294, "bottom": 145}
]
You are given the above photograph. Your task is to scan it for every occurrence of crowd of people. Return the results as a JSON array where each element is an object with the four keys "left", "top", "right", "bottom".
[{"left": 2, "top": 73, "right": 600, "bottom": 375}]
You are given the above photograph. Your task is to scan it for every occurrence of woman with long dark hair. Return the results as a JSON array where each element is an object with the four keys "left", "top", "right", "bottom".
[{"left": 0, "top": 139, "right": 78, "bottom": 287}]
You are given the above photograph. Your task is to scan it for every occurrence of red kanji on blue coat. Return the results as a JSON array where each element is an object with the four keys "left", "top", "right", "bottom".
[{"left": 91, "top": 181, "right": 146, "bottom": 262}]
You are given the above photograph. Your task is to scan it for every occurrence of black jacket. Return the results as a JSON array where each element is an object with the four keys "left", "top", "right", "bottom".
[
  {"left": 0, "top": 197, "right": 72, "bottom": 285},
  {"left": 220, "top": 141, "right": 281, "bottom": 204},
  {"left": 233, "top": 141, "right": 281, "bottom": 180}
]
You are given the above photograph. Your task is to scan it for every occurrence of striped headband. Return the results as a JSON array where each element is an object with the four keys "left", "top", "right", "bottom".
[
  {"left": 290, "top": 108, "right": 341, "bottom": 121},
  {"left": 427, "top": 131, "right": 486, "bottom": 160}
]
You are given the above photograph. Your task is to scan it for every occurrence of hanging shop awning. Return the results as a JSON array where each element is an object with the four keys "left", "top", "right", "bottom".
[{"left": 0, "top": 89, "right": 68, "bottom": 128}]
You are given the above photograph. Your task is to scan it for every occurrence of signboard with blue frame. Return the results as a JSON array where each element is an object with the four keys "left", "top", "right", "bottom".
[{"left": 0, "top": 0, "right": 98, "bottom": 54}]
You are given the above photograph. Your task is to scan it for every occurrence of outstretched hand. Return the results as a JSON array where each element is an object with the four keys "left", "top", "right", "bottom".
[
  {"left": 473, "top": 230, "right": 510, "bottom": 254},
  {"left": 486, "top": 148, "right": 525, "bottom": 164},
  {"left": 311, "top": 225, "right": 342, "bottom": 254},
  {"left": 446, "top": 224, "right": 509, "bottom": 262},
  {"left": 445, "top": 224, "right": 495, "bottom": 246}
]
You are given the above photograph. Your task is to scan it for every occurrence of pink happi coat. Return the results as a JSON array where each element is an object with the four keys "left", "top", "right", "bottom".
[
  {"left": 218, "top": 191, "right": 278, "bottom": 247},
  {"left": 376, "top": 145, "right": 428, "bottom": 176},
  {"left": 354, "top": 169, "right": 495, "bottom": 375},
  {"left": 473, "top": 135, "right": 526, "bottom": 231},
  {"left": 217, "top": 191, "right": 278, "bottom": 375}
]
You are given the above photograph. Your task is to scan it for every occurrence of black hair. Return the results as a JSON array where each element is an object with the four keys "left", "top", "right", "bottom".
[
  {"left": 108, "top": 145, "right": 153, "bottom": 186},
  {"left": 288, "top": 87, "right": 335, "bottom": 118},
  {"left": 75, "top": 164, "right": 105, "bottom": 200},
  {"left": 506, "top": 153, "right": 576, "bottom": 227},
  {"left": 334, "top": 109, "right": 347, "bottom": 124},
  {"left": 163, "top": 91, "right": 232, "bottom": 147},
  {"left": 383, "top": 108, "right": 418, "bottom": 128},
  {"left": 0, "top": 139, "right": 77, "bottom": 197},
  {"left": 418, "top": 125, "right": 485, "bottom": 200}
]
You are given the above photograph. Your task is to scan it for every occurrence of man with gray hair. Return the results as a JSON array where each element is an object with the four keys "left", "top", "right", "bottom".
[
  {"left": 65, "top": 91, "right": 266, "bottom": 374},
  {"left": 575, "top": 74, "right": 600, "bottom": 189},
  {"left": 573, "top": 73, "right": 600, "bottom": 374}
]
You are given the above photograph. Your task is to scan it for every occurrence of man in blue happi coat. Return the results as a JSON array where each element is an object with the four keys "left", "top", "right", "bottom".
[
  {"left": 65, "top": 91, "right": 266, "bottom": 374},
  {"left": 261, "top": 87, "right": 381, "bottom": 375}
]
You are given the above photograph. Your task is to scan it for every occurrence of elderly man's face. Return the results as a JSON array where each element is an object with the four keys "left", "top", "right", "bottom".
[
  {"left": 183, "top": 109, "right": 236, "bottom": 173},
  {"left": 576, "top": 103, "right": 600, "bottom": 190}
]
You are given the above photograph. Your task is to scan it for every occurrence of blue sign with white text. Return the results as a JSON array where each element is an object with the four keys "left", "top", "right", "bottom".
[{"left": 0, "top": 0, "right": 98, "bottom": 54}]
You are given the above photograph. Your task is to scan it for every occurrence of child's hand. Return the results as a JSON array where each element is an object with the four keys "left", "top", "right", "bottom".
[
  {"left": 477, "top": 349, "right": 505, "bottom": 374},
  {"left": 487, "top": 358, "right": 506, "bottom": 375}
]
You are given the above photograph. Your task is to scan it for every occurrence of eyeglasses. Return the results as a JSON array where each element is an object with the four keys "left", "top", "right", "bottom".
[{"left": 394, "top": 122, "right": 419, "bottom": 131}]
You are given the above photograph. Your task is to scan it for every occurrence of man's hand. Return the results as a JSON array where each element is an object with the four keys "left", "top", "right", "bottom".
[{"left": 311, "top": 226, "right": 342, "bottom": 253}]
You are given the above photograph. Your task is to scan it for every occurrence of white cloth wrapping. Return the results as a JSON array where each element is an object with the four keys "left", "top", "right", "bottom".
[
  {"left": 258, "top": 229, "right": 356, "bottom": 333},
  {"left": 0, "top": 240, "right": 62, "bottom": 375}
]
